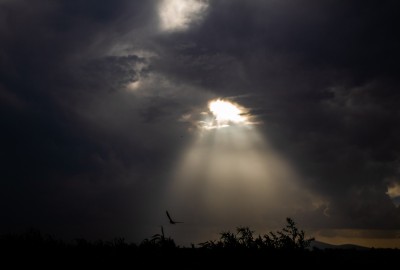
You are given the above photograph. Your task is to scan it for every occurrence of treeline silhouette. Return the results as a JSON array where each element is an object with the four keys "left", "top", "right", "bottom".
[{"left": 1, "top": 218, "right": 399, "bottom": 266}]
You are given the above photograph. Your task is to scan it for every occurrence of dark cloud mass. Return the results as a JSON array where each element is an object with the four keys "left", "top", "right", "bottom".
[{"left": 1, "top": 0, "right": 400, "bottom": 246}]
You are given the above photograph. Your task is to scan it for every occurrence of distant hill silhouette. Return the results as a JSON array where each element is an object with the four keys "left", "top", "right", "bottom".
[{"left": 311, "top": 240, "right": 369, "bottom": 250}]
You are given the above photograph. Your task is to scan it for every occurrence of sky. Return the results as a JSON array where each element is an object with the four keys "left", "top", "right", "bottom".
[{"left": 1, "top": 0, "right": 400, "bottom": 248}]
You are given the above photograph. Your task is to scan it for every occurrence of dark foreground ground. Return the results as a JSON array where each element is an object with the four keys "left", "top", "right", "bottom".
[
  {"left": 1, "top": 241, "right": 399, "bottom": 268},
  {"left": 7, "top": 220, "right": 398, "bottom": 268}
]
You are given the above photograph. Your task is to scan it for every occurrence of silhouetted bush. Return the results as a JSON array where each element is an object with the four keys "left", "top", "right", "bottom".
[{"left": 199, "top": 217, "right": 314, "bottom": 251}]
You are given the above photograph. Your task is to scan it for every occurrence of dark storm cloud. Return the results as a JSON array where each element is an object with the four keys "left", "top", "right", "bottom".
[
  {"left": 1, "top": 0, "right": 400, "bottom": 244},
  {"left": 0, "top": 0, "right": 170, "bottom": 239},
  {"left": 82, "top": 55, "right": 146, "bottom": 91}
]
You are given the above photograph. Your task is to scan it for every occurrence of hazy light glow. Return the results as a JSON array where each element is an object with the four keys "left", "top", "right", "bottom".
[
  {"left": 158, "top": 0, "right": 208, "bottom": 32},
  {"left": 127, "top": 80, "right": 140, "bottom": 91}
]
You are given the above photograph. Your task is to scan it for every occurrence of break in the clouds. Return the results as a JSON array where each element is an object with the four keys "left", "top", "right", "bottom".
[{"left": 1, "top": 0, "right": 400, "bottom": 247}]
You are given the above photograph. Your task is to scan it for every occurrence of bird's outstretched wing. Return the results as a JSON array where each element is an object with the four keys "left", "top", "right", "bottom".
[{"left": 166, "top": 210, "right": 173, "bottom": 223}]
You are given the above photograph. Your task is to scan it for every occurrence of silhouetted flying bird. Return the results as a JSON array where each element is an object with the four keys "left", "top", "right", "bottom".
[{"left": 166, "top": 210, "right": 184, "bottom": 224}]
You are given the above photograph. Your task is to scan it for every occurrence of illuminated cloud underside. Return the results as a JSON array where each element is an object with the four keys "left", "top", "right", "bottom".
[
  {"left": 387, "top": 182, "right": 400, "bottom": 206},
  {"left": 158, "top": 0, "right": 208, "bottom": 32}
]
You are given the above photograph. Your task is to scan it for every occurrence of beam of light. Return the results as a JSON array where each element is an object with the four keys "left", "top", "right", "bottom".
[
  {"left": 158, "top": 0, "right": 208, "bottom": 32},
  {"left": 166, "top": 98, "right": 325, "bottom": 246}
]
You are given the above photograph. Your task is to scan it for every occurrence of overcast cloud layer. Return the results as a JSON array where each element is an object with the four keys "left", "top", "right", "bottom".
[{"left": 1, "top": 0, "right": 400, "bottom": 246}]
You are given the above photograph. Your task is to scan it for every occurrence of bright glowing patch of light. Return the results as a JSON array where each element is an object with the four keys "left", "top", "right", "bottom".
[
  {"left": 158, "top": 0, "right": 208, "bottom": 32},
  {"left": 203, "top": 99, "right": 250, "bottom": 129},
  {"left": 209, "top": 99, "right": 245, "bottom": 123},
  {"left": 127, "top": 80, "right": 140, "bottom": 91},
  {"left": 387, "top": 182, "right": 400, "bottom": 198}
]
